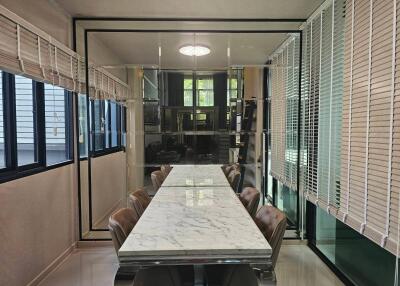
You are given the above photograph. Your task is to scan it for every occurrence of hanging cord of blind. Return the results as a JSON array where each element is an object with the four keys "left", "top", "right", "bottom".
[
  {"left": 316, "top": 12, "right": 323, "bottom": 206},
  {"left": 383, "top": 0, "right": 396, "bottom": 248},
  {"left": 48, "top": 39, "right": 59, "bottom": 137},
  {"left": 292, "top": 38, "right": 297, "bottom": 188},
  {"left": 344, "top": 0, "right": 355, "bottom": 223},
  {"left": 37, "top": 36, "right": 45, "bottom": 78},
  {"left": 70, "top": 55, "right": 76, "bottom": 92},
  {"left": 326, "top": 0, "right": 335, "bottom": 214},
  {"left": 285, "top": 43, "right": 290, "bottom": 187},
  {"left": 361, "top": 0, "right": 373, "bottom": 234},
  {"left": 395, "top": 143, "right": 400, "bottom": 285},
  {"left": 16, "top": 24, "right": 25, "bottom": 73}
]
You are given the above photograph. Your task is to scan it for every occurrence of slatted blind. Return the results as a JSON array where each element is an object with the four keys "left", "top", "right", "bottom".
[
  {"left": 337, "top": 0, "right": 399, "bottom": 255},
  {"left": 0, "top": 5, "right": 130, "bottom": 101},
  {"left": 300, "top": 0, "right": 345, "bottom": 215},
  {"left": 270, "top": 35, "right": 300, "bottom": 190}
]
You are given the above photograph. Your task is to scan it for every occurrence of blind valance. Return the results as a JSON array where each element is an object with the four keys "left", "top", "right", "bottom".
[{"left": 0, "top": 5, "right": 130, "bottom": 101}]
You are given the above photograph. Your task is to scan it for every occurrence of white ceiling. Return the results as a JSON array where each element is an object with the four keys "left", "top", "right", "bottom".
[
  {"left": 58, "top": 0, "right": 323, "bottom": 69},
  {"left": 89, "top": 32, "right": 291, "bottom": 69},
  {"left": 54, "top": 0, "right": 324, "bottom": 19}
]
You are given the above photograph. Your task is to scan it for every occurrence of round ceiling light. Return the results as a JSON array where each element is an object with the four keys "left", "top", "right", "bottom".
[{"left": 179, "top": 45, "right": 210, "bottom": 56}]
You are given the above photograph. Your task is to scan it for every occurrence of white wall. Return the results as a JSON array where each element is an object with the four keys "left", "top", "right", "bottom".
[
  {"left": 0, "top": 0, "right": 130, "bottom": 285},
  {"left": 91, "top": 151, "right": 127, "bottom": 227},
  {"left": 0, "top": 0, "right": 72, "bottom": 47},
  {"left": 0, "top": 165, "right": 76, "bottom": 286},
  {"left": 127, "top": 68, "right": 144, "bottom": 193}
]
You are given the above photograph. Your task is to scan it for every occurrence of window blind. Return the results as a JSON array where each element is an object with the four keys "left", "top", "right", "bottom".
[
  {"left": 300, "top": 0, "right": 345, "bottom": 215},
  {"left": 270, "top": 35, "right": 300, "bottom": 190},
  {"left": 0, "top": 5, "right": 130, "bottom": 101},
  {"left": 338, "top": 0, "right": 399, "bottom": 255}
]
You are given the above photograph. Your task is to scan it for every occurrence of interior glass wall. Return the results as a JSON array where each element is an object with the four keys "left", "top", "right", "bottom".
[{"left": 143, "top": 69, "right": 246, "bottom": 184}]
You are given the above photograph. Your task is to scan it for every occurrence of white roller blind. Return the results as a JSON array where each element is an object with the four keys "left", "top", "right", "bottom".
[
  {"left": 270, "top": 35, "right": 300, "bottom": 190},
  {"left": 338, "top": 0, "right": 399, "bottom": 255},
  {"left": 0, "top": 5, "right": 130, "bottom": 101}
]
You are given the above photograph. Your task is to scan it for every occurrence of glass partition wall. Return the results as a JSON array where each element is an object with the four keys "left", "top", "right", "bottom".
[{"left": 143, "top": 69, "right": 247, "bottom": 192}]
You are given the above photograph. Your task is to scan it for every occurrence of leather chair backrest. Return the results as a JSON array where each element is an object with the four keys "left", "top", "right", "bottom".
[
  {"left": 222, "top": 163, "right": 239, "bottom": 176},
  {"left": 227, "top": 169, "right": 241, "bottom": 192},
  {"left": 151, "top": 170, "right": 164, "bottom": 191},
  {"left": 108, "top": 208, "right": 139, "bottom": 254},
  {"left": 254, "top": 206, "right": 287, "bottom": 268},
  {"left": 239, "top": 187, "right": 260, "bottom": 217},
  {"left": 161, "top": 165, "right": 172, "bottom": 177},
  {"left": 128, "top": 194, "right": 145, "bottom": 217},
  {"left": 131, "top": 188, "right": 151, "bottom": 210}
]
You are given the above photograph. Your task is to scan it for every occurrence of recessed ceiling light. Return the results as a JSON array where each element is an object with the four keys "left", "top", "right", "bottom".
[{"left": 179, "top": 45, "right": 210, "bottom": 56}]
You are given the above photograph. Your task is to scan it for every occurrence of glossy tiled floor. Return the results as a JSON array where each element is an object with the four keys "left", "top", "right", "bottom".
[{"left": 38, "top": 244, "right": 344, "bottom": 286}]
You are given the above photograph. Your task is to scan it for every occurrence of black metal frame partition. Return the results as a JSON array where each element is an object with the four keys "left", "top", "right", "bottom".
[{"left": 72, "top": 18, "right": 303, "bottom": 241}]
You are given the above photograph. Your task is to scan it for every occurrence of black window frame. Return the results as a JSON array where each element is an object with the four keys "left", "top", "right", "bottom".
[
  {"left": 43, "top": 83, "right": 74, "bottom": 166},
  {"left": 0, "top": 71, "right": 74, "bottom": 183},
  {"left": 90, "top": 99, "right": 123, "bottom": 158},
  {"left": 121, "top": 105, "right": 127, "bottom": 148}
]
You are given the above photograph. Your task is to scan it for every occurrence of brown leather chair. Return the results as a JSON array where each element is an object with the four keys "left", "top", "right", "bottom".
[
  {"left": 239, "top": 187, "right": 260, "bottom": 217},
  {"left": 151, "top": 170, "right": 164, "bottom": 192},
  {"left": 222, "top": 163, "right": 239, "bottom": 176},
  {"left": 161, "top": 164, "right": 172, "bottom": 177},
  {"left": 108, "top": 208, "right": 140, "bottom": 253},
  {"left": 254, "top": 205, "right": 287, "bottom": 269},
  {"left": 128, "top": 194, "right": 145, "bottom": 217},
  {"left": 227, "top": 169, "right": 241, "bottom": 192},
  {"left": 131, "top": 188, "right": 151, "bottom": 210}
]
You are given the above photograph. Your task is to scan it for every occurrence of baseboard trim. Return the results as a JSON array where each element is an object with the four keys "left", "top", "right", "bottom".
[
  {"left": 76, "top": 240, "right": 113, "bottom": 248},
  {"left": 282, "top": 239, "right": 308, "bottom": 245},
  {"left": 27, "top": 242, "right": 77, "bottom": 286}
]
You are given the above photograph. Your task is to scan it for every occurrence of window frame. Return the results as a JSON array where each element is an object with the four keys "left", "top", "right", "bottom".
[
  {"left": 0, "top": 71, "right": 74, "bottom": 183},
  {"left": 90, "top": 99, "right": 123, "bottom": 158},
  {"left": 43, "top": 84, "right": 74, "bottom": 166}
]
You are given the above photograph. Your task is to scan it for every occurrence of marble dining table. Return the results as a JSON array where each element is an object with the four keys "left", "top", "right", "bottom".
[
  {"left": 115, "top": 165, "right": 272, "bottom": 285},
  {"left": 161, "top": 164, "right": 232, "bottom": 187}
]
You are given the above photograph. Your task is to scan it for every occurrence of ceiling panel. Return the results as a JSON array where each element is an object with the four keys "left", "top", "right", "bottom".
[
  {"left": 90, "top": 32, "right": 290, "bottom": 69},
  {"left": 56, "top": 0, "right": 324, "bottom": 19}
]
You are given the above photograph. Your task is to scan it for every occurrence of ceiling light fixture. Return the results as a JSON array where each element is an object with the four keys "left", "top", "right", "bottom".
[{"left": 179, "top": 45, "right": 210, "bottom": 56}]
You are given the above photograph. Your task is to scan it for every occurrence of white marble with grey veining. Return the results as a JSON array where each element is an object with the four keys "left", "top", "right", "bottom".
[
  {"left": 119, "top": 185, "right": 271, "bottom": 260},
  {"left": 161, "top": 164, "right": 231, "bottom": 187}
]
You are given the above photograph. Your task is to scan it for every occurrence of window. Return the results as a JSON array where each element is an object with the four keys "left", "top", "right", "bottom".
[
  {"left": 0, "top": 71, "right": 73, "bottom": 182},
  {"left": 93, "top": 100, "right": 104, "bottom": 151},
  {"left": 91, "top": 99, "right": 123, "bottom": 155},
  {"left": 110, "top": 101, "right": 118, "bottom": 147},
  {"left": 121, "top": 106, "right": 127, "bottom": 147},
  {"left": 227, "top": 77, "right": 238, "bottom": 104},
  {"left": 184, "top": 77, "right": 193, "bottom": 106},
  {"left": 0, "top": 72, "right": 4, "bottom": 169},
  {"left": 78, "top": 94, "right": 88, "bottom": 158},
  {"left": 15, "top": 75, "right": 36, "bottom": 166},
  {"left": 196, "top": 77, "right": 213, "bottom": 106},
  {"left": 44, "top": 84, "right": 71, "bottom": 165}
]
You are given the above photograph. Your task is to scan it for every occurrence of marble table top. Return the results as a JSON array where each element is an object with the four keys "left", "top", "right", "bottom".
[
  {"left": 161, "top": 164, "right": 231, "bottom": 187},
  {"left": 118, "top": 185, "right": 271, "bottom": 263}
]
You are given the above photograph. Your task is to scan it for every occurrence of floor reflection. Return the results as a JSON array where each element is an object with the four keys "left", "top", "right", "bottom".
[{"left": 39, "top": 244, "right": 344, "bottom": 286}]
